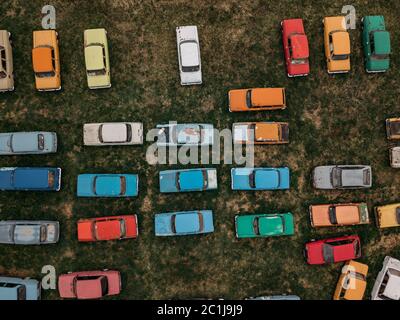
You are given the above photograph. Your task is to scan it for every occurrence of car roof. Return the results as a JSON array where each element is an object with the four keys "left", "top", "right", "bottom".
[
  {"left": 259, "top": 216, "right": 283, "bottom": 235},
  {"left": 14, "top": 224, "right": 41, "bottom": 244},
  {"left": 383, "top": 271, "right": 400, "bottom": 300},
  {"left": 96, "top": 219, "right": 121, "bottom": 240},
  {"left": 32, "top": 47, "right": 53, "bottom": 73},
  {"left": 333, "top": 242, "right": 355, "bottom": 261},
  {"left": 11, "top": 133, "right": 39, "bottom": 153},
  {"left": 255, "top": 170, "right": 279, "bottom": 189},
  {"left": 179, "top": 170, "right": 203, "bottom": 190},
  {"left": 95, "top": 176, "right": 121, "bottom": 195},
  {"left": 175, "top": 212, "right": 200, "bottom": 233},
  {"left": 251, "top": 88, "right": 284, "bottom": 107},
  {"left": 176, "top": 124, "right": 201, "bottom": 144},
  {"left": 332, "top": 32, "right": 350, "bottom": 55},
  {"left": 101, "top": 123, "right": 127, "bottom": 143},
  {"left": 340, "top": 168, "right": 365, "bottom": 187},
  {"left": 14, "top": 168, "right": 51, "bottom": 189},
  {"left": 180, "top": 41, "right": 199, "bottom": 67},
  {"left": 255, "top": 123, "right": 279, "bottom": 141},
  {"left": 85, "top": 45, "right": 104, "bottom": 71},
  {"left": 76, "top": 278, "right": 104, "bottom": 299},
  {"left": 335, "top": 205, "right": 360, "bottom": 224},
  {"left": 290, "top": 34, "right": 309, "bottom": 59},
  {"left": 373, "top": 31, "right": 391, "bottom": 55}
]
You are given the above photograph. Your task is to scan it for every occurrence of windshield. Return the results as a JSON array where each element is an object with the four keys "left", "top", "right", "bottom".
[
  {"left": 331, "top": 168, "right": 342, "bottom": 187},
  {"left": 120, "top": 219, "right": 126, "bottom": 237},
  {"left": 40, "top": 225, "right": 47, "bottom": 242}
]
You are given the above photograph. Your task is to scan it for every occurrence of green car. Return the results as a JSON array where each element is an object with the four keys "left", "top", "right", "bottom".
[
  {"left": 235, "top": 213, "right": 294, "bottom": 239},
  {"left": 362, "top": 15, "right": 391, "bottom": 72}
]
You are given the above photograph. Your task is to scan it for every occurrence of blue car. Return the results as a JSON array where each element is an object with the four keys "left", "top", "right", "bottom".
[
  {"left": 231, "top": 167, "right": 290, "bottom": 190},
  {"left": 155, "top": 210, "right": 214, "bottom": 236},
  {"left": 0, "top": 277, "right": 41, "bottom": 300},
  {"left": 0, "top": 167, "right": 61, "bottom": 191},
  {"left": 77, "top": 173, "right": 138, "bottom": 197},
  {"left": 159, "top": 168, "right": 217, "bottom": 193}
]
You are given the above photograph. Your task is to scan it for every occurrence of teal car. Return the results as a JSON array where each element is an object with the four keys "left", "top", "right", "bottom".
[
  {"left": 77, "top": 173, "right": 138, "bottom": 197},
  {"left": 235, "top": 213, "right": 294, "bottom": 239},
  {"left": 362, "top": 15, "right": 391, "bottom": 72}
]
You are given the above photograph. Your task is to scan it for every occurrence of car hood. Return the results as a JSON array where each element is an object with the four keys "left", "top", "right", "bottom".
[
  {"left": 313, "top": 166, "right": 335, "bottom": 189},
  {"left": 0, "top": 135, "right": 11, "bottom": 153},
  {"left": 306, "top": 242, "right": 324, "bottom": 264},
  {"left": 0, "top": 224, "right": 13, "bottom": 243}
]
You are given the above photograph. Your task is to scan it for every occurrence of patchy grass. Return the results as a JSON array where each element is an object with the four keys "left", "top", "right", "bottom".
[{"left": 1, "top": 0, "right": 400, "bottom": 300}]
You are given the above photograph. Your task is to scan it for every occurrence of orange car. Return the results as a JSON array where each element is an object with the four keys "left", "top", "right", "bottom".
[
  {"left": 233, "top": 122, "right": 289, "bottom": 144},
  {"left": 333, "top": 260, "right": 368, "bottom": 300},
  {"left": 32, "top": 30, "right": 61, "bottom": 91},
  {"left": 310, "top": 203, "right": 369, "bottom": 227},
  {"left": 77, "top": 215, "right": 138, "bottom": 242},
  {"left": 228, "top": 88, "right": 286, "bottom": 112}
]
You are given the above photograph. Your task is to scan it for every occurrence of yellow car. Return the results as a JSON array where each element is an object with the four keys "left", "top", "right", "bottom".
[
  {"left": 32, "top": 30, "right": 61, "bottom": 91},
  {"left": 323, "top": 16, "right": 351, "bottom": 74},
  {"left": 375, "top": 203, "right": 400, "bottom": 228},
  {"left": 84, "top": 28, "right": 111, "bottom": 89},
  {"left": 333, "top": 260, "right": 368, "bottom": 300}
]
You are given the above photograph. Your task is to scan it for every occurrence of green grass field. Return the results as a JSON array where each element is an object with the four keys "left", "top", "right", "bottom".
[{"left": 1, "top": 0, "right": 400, "bottom": 300}]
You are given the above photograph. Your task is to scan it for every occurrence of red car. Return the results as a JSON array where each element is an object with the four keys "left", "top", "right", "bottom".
[
  {"left": 77, "top": 215, "right": 138, "bottom": 242},
  {"left": 304, "top": 235, "right": 361, "bottom": 265},
  {"left": 281, "top": 18, "right": 310, "bottom": 77},
  {"left": 58, "top": 270, "right": 121, "bottom": 299}
]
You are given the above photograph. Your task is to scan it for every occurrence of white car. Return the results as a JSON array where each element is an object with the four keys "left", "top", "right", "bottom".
[
  {"left": 371, "top": 256, "right": 400, "bottom": 300},
  {"left": 176, "top": 26, "right": 202, "bottom": 85},
  {"left": 156, "top": 123, "right": 213, "bottom": 146},
  {"left": 83, "top": 122, "right": 143, "bottom": 146}
]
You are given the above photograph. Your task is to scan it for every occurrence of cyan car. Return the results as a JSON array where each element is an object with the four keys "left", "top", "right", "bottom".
[
  {"left": 231, "top": 167, "right": 290, "bottom": 190},
  {"left": 159, "top": 168, "right": 217, "bottom": 193},
  {"left": 155, "top": 210, "right": 214, "bottom": 236},
  {"left": 0, "top": 167, "right": 61, "bottom": 191},
  {"left": 0, "top": 277, "right": 41, "bottom": 300},
  {"left": 77, "top": 173, "right": 138, "bottom": 197},
  {"left": 0, "top": 132, "right": 57, "bottom": 155}
]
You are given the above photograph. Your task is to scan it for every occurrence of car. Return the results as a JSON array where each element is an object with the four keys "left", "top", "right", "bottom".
[
  {"left": 0, "top": 220, "right": 59, "bottom": 245},
  {"left": 84, "top": 28, "right": 111, "bottom": 89},
  {"left": 232, "top": 122, "right": 289, "bottom": 144},
  {"left": 362, "top": 15, "right": 391, "bottom": 73},
  {"left": 58, "top": 270, "right": 121, "bottom": 300},
  {"left": 155, "top": 210, "right": 214, "bottom": 236},
  {"left": 83, "top": 122, "right": 143, "bottom": 146},
  {"left": 304, "top": 235, "right": 361, "bottom": 265},
  {"left": 235, "top": 213, "right": 294, "bottom": 239},
  {"left": 389, "top": 147, "right": 400, "bottom": 168},
  {"left": 0, "top": 30, "right": 14, "bottom": 92},
  {"left": 309, "top": 203, "right": 369, "bottom": 227},
  {"left": 77, "top": 173, "right": 138, "bottom": 197},
  {"left": 333, "top": 260, "right": 368, "bottom": 300},
  {"left": 371, "top": 256, "right": 400, "bottom": 300},
  {"left": 77, "top": 215, "right": 138, "bottom": 242},
  {"left": 176, "top": 25, "right": 202, "bottom": 85},
  {"left": 375, "top": 203, "right": 400, "bottom": 229},
  {"left": 386, "top": 118, "right": 400, "bottom": 140},
  {"left": 281, "top": 19, "right": 310, "bottom": 77},
  {"left": 0, "top": 277, "right": 40, "bottom": 300},
  {"left": 246, "top": 295, "right": 301, "bottom": 300},
  {"left": 231, "top": 167, "right": 290, "bottom": 191},
  {"left": 312, "top": 165, "right": 372, "bottom": 189},
  {"left": 228, "top": 88, "right": 286, "bottom": 112},
  {"left": 32, "top": 30, "right": 61, "bottom": 91},
  {"left": 159, "top": 168, "right": 217, "bottom": 193},
  {"left": 0, "top": 132, "right": 57, "bottom": 155},
  {"left": 323, "top": 16, "right": 351, "bottom": 74},
  {"left": 156, "top": 123, "right": 214, "bottom": 146},
  {"left": 0, "top": 167, "right": 61, "bottom": 191}
]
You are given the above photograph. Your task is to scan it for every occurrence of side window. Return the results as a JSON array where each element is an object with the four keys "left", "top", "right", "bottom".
[
  {"left": 370, "top": 34, "right": 375, "bottom": 53},
  {"left": 288, "top": 38, "right": 292, "bottom": 58},
  {"left": 103, "top": 47, "right": 107, "bottom": 69},
  {"left": 51, "top": 49, "right": 56, "bottom": 70}
]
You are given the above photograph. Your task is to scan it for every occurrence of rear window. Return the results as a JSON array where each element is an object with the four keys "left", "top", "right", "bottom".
[{"left": 48, "top": 171, "right": 55, "bottom": 188}]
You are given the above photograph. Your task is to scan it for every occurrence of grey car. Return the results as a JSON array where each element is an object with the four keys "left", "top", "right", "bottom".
[
  {"left": 0, "top": 132, "right": 57, "bottom": 155},
  {"left": 312, "top": 165, "right": 372, "bottom": 189},
  {"left": 0, "top": 221, "right": 59, "bottom": 245}
]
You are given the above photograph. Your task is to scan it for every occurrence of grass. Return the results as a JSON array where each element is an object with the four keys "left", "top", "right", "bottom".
[{"left": 1, "top": 0, "right": 400, "bottom": 300}]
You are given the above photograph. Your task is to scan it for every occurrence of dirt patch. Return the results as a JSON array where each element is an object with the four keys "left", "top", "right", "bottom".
[{"left": 366, "top": 233, "right": 400, "bottom": 256}]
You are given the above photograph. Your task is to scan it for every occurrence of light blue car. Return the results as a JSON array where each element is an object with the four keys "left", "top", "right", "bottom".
[
  {"left": 159, "top": 168, "right": 217, "bottom": 193},
  {"left": 155, "top": 210, "right": 214, "bottom": 236},
  {"left": 0, "top": 277, "right": 41, "bottom": 300},
  {"left": 231, "top": 167, "right": 290, "bottom": 190},
  {"left": 0, "top": 132, "right": 57, "bottom": 155},
  {"left": 77, "top": 174, "right": 138, "bottom": 197}
]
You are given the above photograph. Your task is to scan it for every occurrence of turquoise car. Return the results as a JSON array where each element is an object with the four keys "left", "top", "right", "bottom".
[
  {"left": 77, "top": 173, "right": 138, "bottom": 197},
  {"left": 362, "top": 15, "right": 391, "bottom": 72},
  {"left": 0, "top": 132, "right": 57, "bottom": 155},
  {"left": 231, "top": 167, "right": 290, "bottom": 191},
  {"left": 0, "top": 277, "right": 41, "bottom": 300},
  {"left": 235, "top": 213, "right": 294, "bottom": 238},
  {"left": 155, "top": 210, "right": 214, "bottom": 236},
  {"left": 159, "top": 168, "right": 217, "bottom": 193}
]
